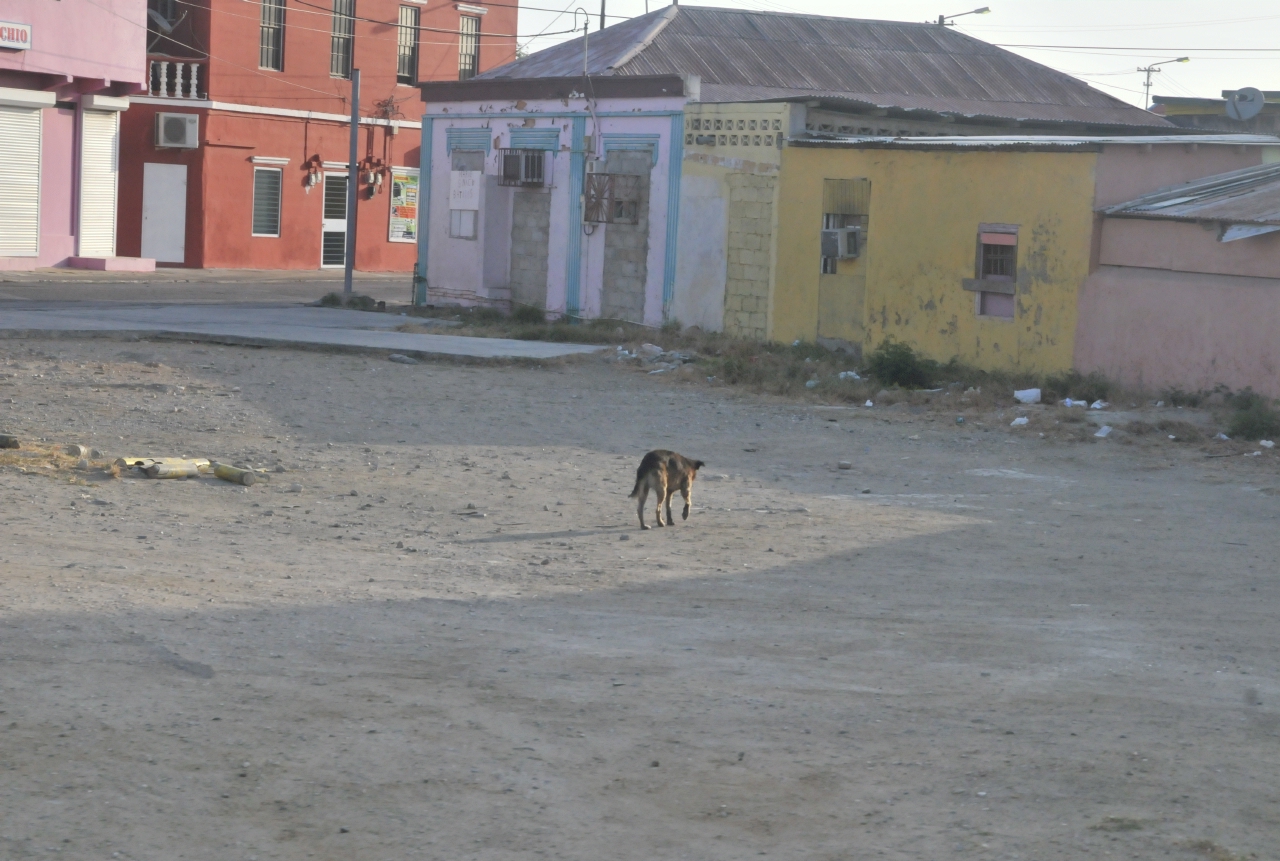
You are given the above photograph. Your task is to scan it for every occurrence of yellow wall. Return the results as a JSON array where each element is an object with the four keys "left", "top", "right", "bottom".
[{"left": 772, "top": 146, "right": 1098, "bottom": 374}]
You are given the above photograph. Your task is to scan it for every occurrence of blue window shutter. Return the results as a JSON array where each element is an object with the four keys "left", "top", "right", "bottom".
[
  {"left": 509, "top": 129, "right": 560, "bottom": 150},
  {"left": 445, "top": 127, "right": 492, "bottom": 154}
]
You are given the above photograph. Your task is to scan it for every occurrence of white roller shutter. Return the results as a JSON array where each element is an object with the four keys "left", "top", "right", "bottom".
[
  {"left": 79, "top": 109, "right": 120, "bottom": 258},
  {"left": 0, "top": 105, "right": 42, "bottom": 257}
]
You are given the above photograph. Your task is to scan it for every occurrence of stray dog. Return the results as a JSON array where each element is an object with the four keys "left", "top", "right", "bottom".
[{"left": 629, "top": 450, "right": 704, "bottom": 529}]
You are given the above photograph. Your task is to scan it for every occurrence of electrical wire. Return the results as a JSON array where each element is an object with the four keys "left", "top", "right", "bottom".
[{"left": 287, "top": 0, "right": 581, "bottom": 38}]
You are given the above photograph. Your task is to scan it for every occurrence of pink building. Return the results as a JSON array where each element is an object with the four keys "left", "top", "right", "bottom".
[{"left": 0, "top": 0, "right": 150, "bottom": 270}]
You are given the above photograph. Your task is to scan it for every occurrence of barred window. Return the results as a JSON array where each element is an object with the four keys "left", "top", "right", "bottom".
[
  {"left": 330, "top": 0, "right": 354, "bottom": 79},
  {"left": 251, "top": 168, "right": 282, "bottom": 237},
  {"left": 458, "top": 15, "right": 480, "bottom": 80},
  {"left": 396, "top": 6, "right": 418, "bottom": 84},
  {"left": 259, "top": 0, "right": 285, "bottom": 71}
]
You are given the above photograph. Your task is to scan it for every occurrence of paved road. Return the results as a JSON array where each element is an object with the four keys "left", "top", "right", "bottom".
[
  {"left": 0, "top": 302, "right": 604, "bottom": 360},
  {"left": 0, "top": 269, "right": 412, "bottom": 305}
]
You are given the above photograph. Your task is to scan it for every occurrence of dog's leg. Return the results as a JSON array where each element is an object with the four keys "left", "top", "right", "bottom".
[
  {"left": 655, "top": 478, "right": 668, "bottom": 527},
  {"left": 665, "top": 487, "right": 676, "bottom": 526},
  {"left": 636, "top": 484, "right": 650, "bottom": 530},
  {"left": 680, "top": 485, "right": 691, "bottom": 521}
]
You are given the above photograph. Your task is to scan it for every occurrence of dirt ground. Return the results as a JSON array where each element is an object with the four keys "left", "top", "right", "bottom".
[{"left": 1, "top": 337, "right": 1277, "bottom": 861}]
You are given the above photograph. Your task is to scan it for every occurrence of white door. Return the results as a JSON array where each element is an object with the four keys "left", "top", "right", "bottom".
[
  {"left": 141, "top": 162, "right": 187, "bottom": 263},
  {"left": 321, "top": 172, "right": 348, "bottom": 268},
  {"left": 0, "top": 105, "right": 42, "bottom": 257},
  {"left": 79, "top": 109, "right": 120, "bottom": 258}
]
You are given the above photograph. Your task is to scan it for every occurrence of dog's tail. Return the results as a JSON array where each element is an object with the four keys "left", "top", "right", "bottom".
[{"left": 628, "top": 469, "right": 644, "bottom": 499}]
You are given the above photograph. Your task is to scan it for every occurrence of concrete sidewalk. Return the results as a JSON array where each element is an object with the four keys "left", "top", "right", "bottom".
[
  {"left": 0, "top": 269, "right": 413, "bottom": 305},
  {"left": 0, "top": 303, "right": 605, "bottom": 360}
]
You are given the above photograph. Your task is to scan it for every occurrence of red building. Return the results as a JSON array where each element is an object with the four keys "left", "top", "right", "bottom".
[{"left": 118, "top": 0, "right": 517, "bottom": 269}]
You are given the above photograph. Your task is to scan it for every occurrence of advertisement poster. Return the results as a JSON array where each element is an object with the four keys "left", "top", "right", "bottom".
[{"left": 388, "top": 168, "right": 419, "bottom": 243}]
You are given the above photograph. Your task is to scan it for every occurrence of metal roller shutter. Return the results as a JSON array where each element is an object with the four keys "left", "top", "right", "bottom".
[
  {"left": 79, "top": 109, "right": 120, "bottom": 257},
  {"left": 0, "top": 106, "right": 42, "bottom": 257}
]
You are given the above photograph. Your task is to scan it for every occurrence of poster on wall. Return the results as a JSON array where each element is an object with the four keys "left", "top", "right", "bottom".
[{"left": 388, "top": 167, "right": 419, "bottom": 243}]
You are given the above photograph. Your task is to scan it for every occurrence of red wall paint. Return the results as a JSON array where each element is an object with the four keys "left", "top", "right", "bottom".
[{"left": 118, "top": 0, "right": 515, "bottom": 270}]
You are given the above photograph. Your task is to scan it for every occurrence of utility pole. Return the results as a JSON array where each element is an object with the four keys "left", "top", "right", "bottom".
[
  {"left": 343, "top": 68, "right": 361, "bottom": 294},
  {"left": 1137, "top": 57, "right": 1189, "bottom": 109},
  {"left": 599, "top": 0, "right": 605, "bottom": 30}
]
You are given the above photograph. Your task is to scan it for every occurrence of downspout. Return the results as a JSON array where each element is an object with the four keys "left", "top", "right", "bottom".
[{"left": 414, "top": 116, "right": 433, "bottom": 305}]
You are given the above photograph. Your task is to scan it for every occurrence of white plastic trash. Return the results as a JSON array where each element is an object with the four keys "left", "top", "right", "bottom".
[
  {"left": 864, "top": 400, "right": 874, "bottom": 407},
  {"left": 838, "top": 370, "right": 861, "bottom": 380},
  {"left": 1094, "top": 425, "right": 1112, "bottom": 438},
  {"left": 805, "top": 380, "right": 818, "bottom": 388},
  {"left": 1090, "top": 400, "right": 1109, "bottom": 410},
  {"left": 1262, "top": 440, "right": 1276, "bottom": 449},
  {"left": 1215, "top": 432, "right": 1231, "bottom": 441},
  {"left": 1013, "top": 388, "right": 1041, "bottom": 404},
  {"left": 1062, "top": 398, "right": 1089, "bottom": 407},
  {"left": 1010, "top": 416, "right": 1029, "bottom": 426}
]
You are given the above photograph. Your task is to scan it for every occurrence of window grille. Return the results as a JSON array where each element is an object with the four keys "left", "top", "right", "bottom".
[
  {"left": 259, "top": 0, "right": 285, "bottom": 71},
  {"left": 251, "top": 168, "right": 282, "bottom": 236},
  {"left": 583, "top": 173, "right": 640, "bottom": 225},
  {"left": 396, "top": 6, "right": 418, "bottom": 84},
  {"left": 458, "top": 15, "right": 480, "bottom": 80},
  {"left": 820, "top": 178, "right": 870, "bottom": 273},
  {"left": 499, "top": 149, "right": 545, "bottom": 187},
  {"left": 330, "top": 0, "right": 354, "bottom": 79},
  {"left": 980, "top": 242, "right": 1016, "bottom": 279}
]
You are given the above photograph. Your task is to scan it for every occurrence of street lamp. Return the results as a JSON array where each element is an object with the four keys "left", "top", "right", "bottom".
[
  {"left": 936, "top": 7, "right": 990, "bottom": 25},
  {"left": 1138, "top": 57, "right": 1190, "bottom": 110}
]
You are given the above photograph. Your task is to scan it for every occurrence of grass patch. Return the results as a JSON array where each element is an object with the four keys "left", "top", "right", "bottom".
[
  {"left": 865, "top": 339, "right": 938, "bottom": 389},
  {"left": 0, "top": 440, "right": 111, "bottom": 485},
  {"left": 1224, "top": 389, "right": 1280, "bottom": 440},
  {"left": 1043, "top": 370, "right": 1111, "bottom": 403},
  {"left": 319, "top": 292, "right": 382, "bottom": 311}
]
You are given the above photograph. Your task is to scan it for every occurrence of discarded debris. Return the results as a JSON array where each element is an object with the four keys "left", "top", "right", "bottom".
[
  {"left": 1094, "top": 425, "right": 1113, "bottom": 438},
  {"left": 63, "top": 444, "right": 88, "bottom": 457},
  {"left": 0, "top": 433, "right": 18, "bottom": 449},
  {"left": 1013, "top": 388, "right": 1041, "bottom": 405},
  {"left": 864, "top": 400, "right": 874, "bottom": 407},
  {"left": 1010, "top": 417, "right": 1029, "bottom": 427},
  {"left": 1215, "top": 432, "right": 1231, "bottom": 441},
  {"left": 838, "top": 461, "right": 852, "bottom": 470},
  {"left": 1062, "top": 398, "right": 1089, "bottom": 407},
  {"left": 1262, "top": 440, "right": 1276, "bottom": 449},
  {"left": 805, "top": 380, "right": 818, "bottom": 389},
  {"left": 637, "top": 343, "right": 664, "bottom": 360},
  {"left": 116, "top": 457, "right": 212, "bottom": 478},
  {"left": 212, "top": 463, "right": 257, "bottom": 486},
  {"left": 1090, "top": 400, "right": 1109, "bottom": 410},
  {"left": 837, "top": 370, "right": 861, "bottom": 380},
  {"left": 387, "top": 354, "right": 419, "bottom": 365}
]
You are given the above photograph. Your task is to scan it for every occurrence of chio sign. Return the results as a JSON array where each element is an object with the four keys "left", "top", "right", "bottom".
[{"left": 0, "top": 21, "right": 32, "bottom": 50}]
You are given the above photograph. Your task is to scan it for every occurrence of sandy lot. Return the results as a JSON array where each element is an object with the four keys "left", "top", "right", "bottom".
[{"left": 0, "top": 337, "right": 1277, "bottom": 861}]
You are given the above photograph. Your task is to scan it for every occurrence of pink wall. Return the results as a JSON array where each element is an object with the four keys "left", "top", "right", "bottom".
[
  {"left": 1093, "top": 144, "right": 1266, "bottom": 208},
  {"left": 1100, "top": 218, "right": 1280, "bottom": 280},
  {"left": 0, "top": 0, "right": 147, "bottom": 94},
  {"left": 1075, "top": 264, "right": 1280, "bottom": 397}
]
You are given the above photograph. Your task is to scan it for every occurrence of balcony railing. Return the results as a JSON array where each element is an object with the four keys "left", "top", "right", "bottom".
[{"left": 148, "top": 60, "right": 205, "bottom": 99}]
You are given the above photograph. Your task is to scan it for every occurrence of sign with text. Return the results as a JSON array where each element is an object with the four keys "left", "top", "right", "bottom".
[
  {"left": 388, "top": 168, "right": 419, "bottom": 243},
  {"left": 0, "top": 21, "right": 32, "bottom": 50},
  {"left": 449, "top": 170, "right": 481, "bottom": 210}
]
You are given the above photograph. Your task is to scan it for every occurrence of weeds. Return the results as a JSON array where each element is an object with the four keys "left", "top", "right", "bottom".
[
  {"left": 1162, "top": 387, "right": 1205, "bottom": 408},
  {"left": 865, "top": 339, "right": 938, "bottom": 389},
  {"left": 1043, "top": 370, "right": 1111, "bottom": 403},
  {"left": 1227, "top": 394, "right": 1280, "bottom": 441},
  {"left": 319, "top": 292, "right": 380, "bottom": 311}
]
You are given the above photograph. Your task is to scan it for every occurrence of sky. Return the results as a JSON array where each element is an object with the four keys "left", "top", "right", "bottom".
[{"left": 514, "top": 0, "right": 1280, "bottom": 109}]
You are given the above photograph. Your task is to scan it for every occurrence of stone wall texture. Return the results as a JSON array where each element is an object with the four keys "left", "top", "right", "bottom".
[
  {"left": 724, "top": 173, "right": 776, "bottom": 339},
  {"left": 509, "top": 191, "right": 551, "bottom": 311}
]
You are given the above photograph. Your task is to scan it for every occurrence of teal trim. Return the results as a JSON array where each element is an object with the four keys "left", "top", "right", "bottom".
[
  {"left": 662, "top": 113, "right": 684, "bottom": 316},
  {"left": 445, "top": 126, "right": 492, "bottom": 154},
  {"left": 509, "top": 128, "right": 560, "bottom": 150},
  {"left": 603, "top": 132, "right": 662, "bottom": 166},
  {"left": 414, "top": 117, "right": 433, "bottom": 306},
  {"left": 425, "top": 110, "right": 683, "bottom": 119},
  {"left": 565, "top": 116, "right": 587, "bottom": 318}
]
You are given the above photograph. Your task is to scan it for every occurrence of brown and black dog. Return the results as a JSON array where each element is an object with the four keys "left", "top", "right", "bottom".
[{"left": 628, "top": 450, "right": 705, "bottom": 529}]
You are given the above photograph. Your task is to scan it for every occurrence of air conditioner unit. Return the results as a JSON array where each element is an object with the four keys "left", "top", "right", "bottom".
[
  {"left": 585, "top": 157, "right": 604, "bottom": 174},
  {"left": 820, "top": 226, "right": 861, "bottom": 259},
  {"left": 155, "top": 112, "right": 199, "bottom": 149}
]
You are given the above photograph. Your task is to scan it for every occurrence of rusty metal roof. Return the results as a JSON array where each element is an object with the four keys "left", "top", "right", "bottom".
[
  {"left": 477, "top": 5, "right": 1170, "bottom": 129},
  {"left": 1102, "top": 162, "right": 1280, "bottom": 228}
]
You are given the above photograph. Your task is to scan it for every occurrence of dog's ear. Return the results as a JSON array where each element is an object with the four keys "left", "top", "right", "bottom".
[{"left": 694, "top": 460, "right": 705, "bottom": 470}]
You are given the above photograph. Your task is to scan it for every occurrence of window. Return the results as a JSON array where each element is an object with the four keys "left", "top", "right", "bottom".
[
  {"left": 330, "top": 0, "right": 354, "bottom": 79},
  {"left": 449, "top": 209, "right": 477, "bottom": 239},
  {"left": 458, "top": 15, "right": 480, "bottom": 80},
  {"left": 396, "top": 6, "right": 418, "bottom": 84},
  {"left": 969, "top": 224, "right": 1018, "bottom": 319},
  {"left": 251, "top": 168, "right": 282, "bottom": 236},
  {"left": 583, "top": 173, "right": 640, "bottom": 224},
  {"left": 259, "top": 0, "right": 285, "bottom": 71},
  {"left": 499, "top": 149, "right": 545, "bottom": 187},
  {"left": 820, "top": 178, "right": 870, "bottom": 274}
]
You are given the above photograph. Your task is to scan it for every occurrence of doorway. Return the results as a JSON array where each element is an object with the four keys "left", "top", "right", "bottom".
[
  {"left": 141, "top": 162, "right": 187, "bottom": 263},
  {"left": 321, "top": 172, "right": 348, "bottom": 268}
]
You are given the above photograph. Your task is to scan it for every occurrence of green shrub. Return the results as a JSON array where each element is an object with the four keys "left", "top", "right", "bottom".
[
  {"left": 1227, "top": 400, "right": 1280, "bottom": 441},
  {"left": 1162, "top": 387, "right": 1204, "bottom": 408},
  {"left": 318, "top": 292, "right": 344, "bottom": 307},
  {"left": 345, "top": 294, "right": 377, "bottom": 311},
  {"left": 865, "top": 339, "right": 937, "bottom": 389},
  {"left": 1042, "top": 370, "right": 1111, "bottom": 403}
]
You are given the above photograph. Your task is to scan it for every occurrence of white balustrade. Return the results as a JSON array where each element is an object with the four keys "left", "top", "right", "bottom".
[{"left": 148, "top": 60, "right": 205, "bottom": 99}]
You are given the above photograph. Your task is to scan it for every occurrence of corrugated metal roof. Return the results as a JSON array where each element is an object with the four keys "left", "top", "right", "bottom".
[
  {"left": 793, "top": 133, "right": 1280, "bottom": 147},
  {"left": 477, "top": 5, "right": 1170, "bottom": 128},
  {"left": 1102, "top": 162, "right": 1280, "bottom": 225}
]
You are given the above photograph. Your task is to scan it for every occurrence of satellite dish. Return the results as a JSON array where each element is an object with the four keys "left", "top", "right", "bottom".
[{"left": 1226, "top": 87, "right": 1264, "bottom": 121}]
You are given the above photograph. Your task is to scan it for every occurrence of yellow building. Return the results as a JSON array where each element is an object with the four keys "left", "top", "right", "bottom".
[{"left": 677, "top": 118, "right": 1279, "bottom": 376}]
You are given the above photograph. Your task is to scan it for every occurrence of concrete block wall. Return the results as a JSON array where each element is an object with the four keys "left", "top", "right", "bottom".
[
  {"left": 509, "top": 191, "right": 552, "bottom": 311},
  {"left": 600, "top": 150, "right": 652, "bottom": 324},
  {"left": 723, "top": 173, "right": 776, "bottom": 339}
]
